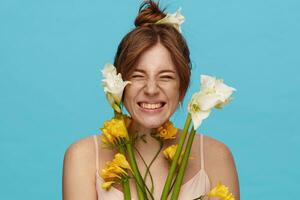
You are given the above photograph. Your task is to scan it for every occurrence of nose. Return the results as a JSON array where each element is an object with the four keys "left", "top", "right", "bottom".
[{"left": 144, "top": 79, "right": 159, "bottom": 96}]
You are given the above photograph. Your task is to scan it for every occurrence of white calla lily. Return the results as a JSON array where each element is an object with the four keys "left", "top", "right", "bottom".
[
  {"left": 156, "top": 8, "right": 185, "bottom": 33},
  {"left": 102, "top": 63, "right": 116, "bottom": 77},
  {"left": 188, "top": 75, "right": 236, "bottom": 130},
  {"left": 188, "top": 91, "right": 212, "bottom": 129},
  {"left": 200, "top": 75, "right": 236, "bottom": 102},
  {"left": 101, "top": 63, "right": 131, "bottom": 112}
]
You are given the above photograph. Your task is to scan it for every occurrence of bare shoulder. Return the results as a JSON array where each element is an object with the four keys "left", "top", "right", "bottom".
[
  {"left": 199, "top": 134, "right": 240, "bottom": 199},
  {"left": 63, "top": 135, "right": 97, "bottom": 180},
  {"left": 199, "top": 134, "right": 237, "bottom": 172},
  {"left": 201, "top": 134, "right": 233, "bottom": 160},
  {"left": 64, "top": 135, "right": 96, "bottom": 165},
  {"left": 170, "top": 131, "right": 234, "bottom": 165},
  {"left": 63, "top": 136, "right": 98, "bottom": 199},
  {"left": 192, "top": 133, "right": 230, "bottom": 152}
]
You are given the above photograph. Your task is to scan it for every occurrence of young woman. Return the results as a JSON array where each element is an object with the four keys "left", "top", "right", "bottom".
[{"left": 63, "top": 1, "right": 240, "bottom": 200}]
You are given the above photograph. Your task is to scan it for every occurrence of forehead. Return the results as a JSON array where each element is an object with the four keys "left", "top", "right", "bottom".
[{"left": 134, "top": 43, "right": 176, "bottom": 73}]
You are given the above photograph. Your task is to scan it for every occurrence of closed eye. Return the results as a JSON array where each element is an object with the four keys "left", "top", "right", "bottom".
[
  {"left": 162, "top": 76, "right": 173, "bottom": 79},
  {"left": 160, "top": 75, "right": 175, "bottom": 80},
  {"left": 130, "top": 73, "right": 146, "bottom": 81},
  {"left": 131, "top": 75, "right": 144, "bottom": 78}
]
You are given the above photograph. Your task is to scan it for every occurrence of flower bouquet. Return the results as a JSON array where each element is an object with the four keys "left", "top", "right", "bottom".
[{"left": 99, "top": 62, "right": 236, "bottom": 200}]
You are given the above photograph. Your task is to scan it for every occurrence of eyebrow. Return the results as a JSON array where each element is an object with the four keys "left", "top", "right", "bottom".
[{"left": 132, "top": 69, "right": 176, "bottom": 74}]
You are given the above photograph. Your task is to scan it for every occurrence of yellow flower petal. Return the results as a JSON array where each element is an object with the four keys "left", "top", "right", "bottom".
[
  {"left": 101, "top": 167, "right": 122, "bottom": 181},
  {"left": 102, "top": 181, "right": 115, "bottom": 190},
  {"left": 102, "top": 130, "right": 117, "bottom": 145},
  {"left": 222, "top": 193, "right": 235, "bottom": 200},
  {"left": 100, "top": 153, "right": 131, "bottom": 184},
  {"left": 100, "top": 117, "right": 129, "bottom": 146},
  {"left": 113, "top": 153, "right": 132, "bottom": 171},
  {"left": 110, "top": 163, "right": 128, "bottom": 175},
  {"left": 163, "top": 144, "right": 184, "bottom": 165},
  {"left": 208, "top": 181, "right": 234, "bottom": 200},
  {"left": 163, "top": 145, "right": 177, "bottom": 161},
  {"left": 157, "top": 121, "right": 178, "bottom": 140}
]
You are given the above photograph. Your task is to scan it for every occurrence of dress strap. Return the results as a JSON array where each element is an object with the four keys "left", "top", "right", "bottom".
[
  {"left": 93, "top": 135, "right": 99, "bottom": 170},
  {"left": 200, "top": 134, "right": 205, "bottom": 170}
]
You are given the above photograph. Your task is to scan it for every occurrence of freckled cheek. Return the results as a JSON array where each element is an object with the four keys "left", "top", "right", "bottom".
[
  {"left": 160, "top": 82, "right": 180, "bottom": 97},
  {"left": 123, "top": 84, "right": 143, "bottom": 105},
  {"left": 123, "top": 92, "right": 135, "bottom": 114}
]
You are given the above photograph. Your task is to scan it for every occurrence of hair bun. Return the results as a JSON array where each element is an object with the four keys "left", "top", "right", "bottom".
[{"left": 134, "top": 0, "right": 166, "bottom": 27}]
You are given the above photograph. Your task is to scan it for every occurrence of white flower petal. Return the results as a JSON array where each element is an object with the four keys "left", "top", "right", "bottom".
[
  {"left": 200, "top": 75, "right": 216, "bottom": 90},
  {"left": 188, "top": 74, "right": 236, "bottom": 130},
  {"left": 102, "top": 63, "right": 116, "bottom": 78},
  {"left": 215, "top": 97, "right": 233, "bottom": 109},
  {"left": 190, "top": 110, "right": 211, "bottom": 130},
  {"left": 215, "top": 80, "right": 236, "bottom": 101},
  {"left": 156, "top": 8, "right": 185, "bottom": 33},
  {"left": 198, "top": 93, "right": 222, "bottom": 111},
  {"left": 101, "top": 63, "right": 131, "bottom": 109}
]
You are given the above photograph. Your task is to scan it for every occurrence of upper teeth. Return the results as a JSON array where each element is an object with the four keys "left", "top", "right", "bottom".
[{"left": 140, "top": 103, "right": 163, "bottom": 109}]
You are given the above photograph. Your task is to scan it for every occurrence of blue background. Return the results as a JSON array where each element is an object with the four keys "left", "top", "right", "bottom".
[{"left": 1, "top": 0, "right": 299, "bottom": 199}]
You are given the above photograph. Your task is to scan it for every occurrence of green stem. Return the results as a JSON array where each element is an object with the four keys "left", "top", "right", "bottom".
[
  {"left": 168, "top": 168, "right": 178, "bottom": 196},
  {"left": 119, "top": 146, "right": 131, "bottom": 200},
  {"left": 131, "top": 173, "right": 155, "bottom": 200},
  {"left": 192, "top": 195, "right": 207, "bottom": 200},
  {"left": 117, "top": 114, "right": 147, "bottom": 200},
  {"left": 160, "top": 114, "right": 192, "bottom": 200},
  {"left": 134, "top": 146, "right": 155, "bottom": 194},
  {"left": 126, "top": 141, "right": 147, "bottom": 200},
  {"left": 143, "top": 139, "right": 163, "bottom": 193},
  {"left": 171, "top": 128, "right": 196, "bottom": 199}
]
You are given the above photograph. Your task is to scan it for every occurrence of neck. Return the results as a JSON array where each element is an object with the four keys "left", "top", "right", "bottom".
[
  {"left": 127, "top": 121, "right": 161, "bottom": 150},
  {"left": 128, "top": 121, "right": 153, "bottom": 136},
  {"left": 127, "top": 121, "right": 166, "bottom": 170}
]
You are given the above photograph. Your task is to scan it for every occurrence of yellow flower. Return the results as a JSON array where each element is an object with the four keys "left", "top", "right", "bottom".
[
  {"left": 101, "top": 131, "right": 117, "bottom": 145},
  {"left": 163, "top": 145, "right": 177, "bottom": 161},
  {"left": 100, "top": 117, "right": 129, "bottom": 146},
  {"left": 157, "top": 121, "right": 178, "bottom": 140},
  {"left": 101, "top": 164, "right": 123, "bottom": 180},
  {"left": 113, "top": 153, "right": 132, "bottom": 170},
  {"left": 102, "top": 181, "right": 115, "bottom": 190},
  {"left": 163, "top": 144, "right": 184, "bottom": 164},
  {"left": 208, "top": 181, "right": 235, "bottom": 200},
  {"left": 101, "top": 153, "right": 131, "bottom": 190},
  {"left": 163, "top": 144, "right": 194, "bottom": 165}
]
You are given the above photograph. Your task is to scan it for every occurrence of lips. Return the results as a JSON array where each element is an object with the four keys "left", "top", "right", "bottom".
[{"left": 137, "top": 102, "right": 166, "bottom": 110}]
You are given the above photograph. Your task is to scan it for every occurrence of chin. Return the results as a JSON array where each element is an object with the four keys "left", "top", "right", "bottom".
[{"left": 137, "top": 117, "right": 166, "bottom": 129}]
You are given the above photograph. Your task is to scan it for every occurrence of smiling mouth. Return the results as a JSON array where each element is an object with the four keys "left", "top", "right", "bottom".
[{"left": 138, "top": 102, "right": 166, "bottom": 110}]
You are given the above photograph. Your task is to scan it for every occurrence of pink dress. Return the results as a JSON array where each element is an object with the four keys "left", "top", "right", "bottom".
[{"left": 93, "top": 134, "right": 211, "bottom": 200}]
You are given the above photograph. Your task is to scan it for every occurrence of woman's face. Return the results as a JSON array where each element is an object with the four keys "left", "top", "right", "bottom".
[{"left": 123, "top": 43, "right": 180, "bottom": 129}]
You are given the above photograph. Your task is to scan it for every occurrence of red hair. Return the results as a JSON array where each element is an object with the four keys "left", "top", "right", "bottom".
[{"left": 114, "top": 0, "right": 191, "bottom": 100}]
